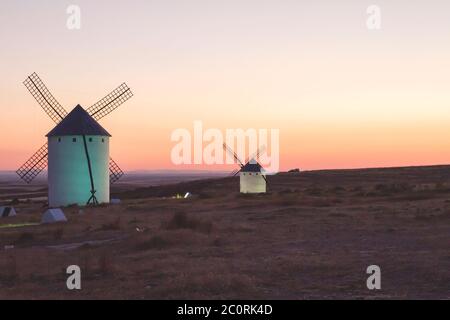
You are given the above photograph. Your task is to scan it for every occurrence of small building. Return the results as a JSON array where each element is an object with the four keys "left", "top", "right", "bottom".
[
  {"left": 239, "top": 159, "right": 267, "bottom": 194},
  {"left": 0, "top": 206, "right": 17, "bottom": 218},
  {"left": 41, "top": 208, "right": 67, "bottom": 224}
]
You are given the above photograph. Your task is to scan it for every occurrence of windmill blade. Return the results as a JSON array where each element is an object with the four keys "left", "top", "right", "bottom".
[
  {"left": 223, "top": 142, "right": 244, "bottom": 167},
  {"left": 230, "top": 169, "right": 240, "bottom": 177},
  {"left": 23, "top": 73, "right": 68, "bottom": 123},
  {"left": 245, "top": 144, "right": 267, "bottom": 163},
  {"left": 87, "top": 83, "right": 133, "bottom": 121},
  {"left": 109, "top": 157, "right": 124, "bottom": 183},
  {"left": 16, "top": 143, "right": 48, "bottom": 183}
]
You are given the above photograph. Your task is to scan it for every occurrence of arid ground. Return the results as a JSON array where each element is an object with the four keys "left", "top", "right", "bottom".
[{"left": 0, "top": 166, "right": 449, "bottom": 299}]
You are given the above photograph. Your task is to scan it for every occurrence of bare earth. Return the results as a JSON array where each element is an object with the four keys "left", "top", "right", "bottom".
[{"left": 0, "top": 166, "right": 449, "bottom": 299}]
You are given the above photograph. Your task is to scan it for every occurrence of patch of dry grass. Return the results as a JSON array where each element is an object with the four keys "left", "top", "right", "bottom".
[
  {"left": 164, "top": 212, "right": 213, "bottom": 234},
  {"left": 1, "top": 166, "right": 450, "bottom": 299}
]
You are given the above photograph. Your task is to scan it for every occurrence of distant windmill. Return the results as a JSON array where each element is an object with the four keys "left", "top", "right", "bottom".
[
  {"left": 16, "top": 73, "right": 133, "bottom": 207},
  {"left": 223, "top": 143, "right": 267, "bottom": 193}
]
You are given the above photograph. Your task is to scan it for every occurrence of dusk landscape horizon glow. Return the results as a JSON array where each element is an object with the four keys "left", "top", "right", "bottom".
[{"left": 2, "top": 0, "right": 450, "bottom": 172}]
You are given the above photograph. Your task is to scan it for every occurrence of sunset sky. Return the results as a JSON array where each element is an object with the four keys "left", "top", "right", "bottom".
[{"left": 2, "top": 0, "right": 450, "bottom": 172}]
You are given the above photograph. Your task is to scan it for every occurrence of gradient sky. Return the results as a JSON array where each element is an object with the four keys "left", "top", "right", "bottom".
[{"left": 2, "top": 0, "right": 450, "bottom": 172}]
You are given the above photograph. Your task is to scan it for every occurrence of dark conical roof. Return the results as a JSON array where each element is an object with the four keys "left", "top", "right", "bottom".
[
  {"left": 240, "top": 160, "right": 263, "bottom": 173},
  {"left": 46, "top": 105, "right": 111, "bottom": 137}
]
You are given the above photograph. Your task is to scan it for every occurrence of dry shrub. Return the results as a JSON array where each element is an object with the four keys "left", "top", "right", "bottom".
[
  {"left": 373, "top": 183, "right": 413, "bottom": 194},
  {"left": 53, "top": 228, "right": 64, "bottom": 240},
  {"left": 431, "top": 182, "right": 450, "bottom": 193},
  {"left": 311, "top": 199, "right": 332, "bottom": 207},
  {"left": 0, "top": 254, "right": 18, "bottom": 286},
  {"left": 98, "top": 252, "right": 115, "bottom": 276},
  {"left": 272, "top": 197, "right": 298, "bottom": 206},
  {"left": 155, "top": 271, "right": 257, "bottom": 298},
  {"left": 79, "top": 243, "right": 92, "bottom": 250},
  {"left": 212, "top": 237, "right": 224, "bottom": 247},
  {"left": 198, "top": 193, "right": 212, "bottom": 199},
  {"left": 329, "top": 212, "right": 348, "bottom": 218},
  {"left": 305, "top": 187, "right": 322, "bottom": 196},
  {"left": 135, "top": 235, "right": 169, "bottom": 251},
  {"left": 99, "top": 217, "right": 122, "bottom": 231},
  {"left": 126, "top": 205, "right": 142, "bottom": 211},
  {"left": 76, "top": 252, "right": 93, "bottom": 279},
  {"left": 15, "top": 232, "right": 34, "bottom": 245},
  {"left": 128, "top": 217, "right": 139, "bottom": 224},
  {"left": 278, "top": 189, "right": 295, "bottom": 195},
  {"left": 165, "top": 212, "right": 212, "bottom": 234},
  {"left": 331, "top": 186, "right": 346, "bottom": 193},
  {"left": 236, "top": 193, "right": 258, "bottom": 199},
  {"left": 397, "top": 192, "right": 433, "bottom": 201}
]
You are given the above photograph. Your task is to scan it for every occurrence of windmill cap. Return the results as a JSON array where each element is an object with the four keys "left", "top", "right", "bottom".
[
  {"left": 240, "top": 162, "right": 263, "bottom": 173},
  {"left": 46, "top": 105, "right": 111, "bottom": 137}
]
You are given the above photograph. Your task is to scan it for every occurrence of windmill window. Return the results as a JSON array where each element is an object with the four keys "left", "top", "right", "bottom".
[
  {"left": 89, "top": 138, "right": 93, "bottom": 142},
  {"left": 57, "top": 138, "right": 61, "bottom": 143},
  {"left": 72, "top": 138, "right": 77, "bottom": 142},
  {"left": 102, "top": 138, "right": 105, "bottom": 143}
]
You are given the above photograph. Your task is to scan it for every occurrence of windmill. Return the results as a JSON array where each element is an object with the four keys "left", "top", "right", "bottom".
[
  {"left": 16, "top": 73, "right": 133, "bottom": 207},
  {"left": 223, "top": 143, "right": 267, "bottom": 193}
]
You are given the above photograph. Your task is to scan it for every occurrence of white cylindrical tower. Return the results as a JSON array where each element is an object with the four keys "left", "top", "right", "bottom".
[
  {"left": 46, "top": 105, "right": 111, "bottom": 207},
  {"left": 240, "top": 172, "right": 266, "bottom": 193},
  {"left": 239, "top": 160, "right": 266, "bottom": 194}
]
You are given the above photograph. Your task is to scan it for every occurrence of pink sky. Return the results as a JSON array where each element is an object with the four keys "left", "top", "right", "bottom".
[{"left": 2, "top": 1, "right": 450, "bottom": 172}]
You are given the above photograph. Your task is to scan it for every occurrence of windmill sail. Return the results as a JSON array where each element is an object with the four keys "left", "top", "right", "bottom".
[
  {"left": 17, "top": 73, "right": 67, "bottom": 183},
  {"left": 109, "top": 157, "right": 124, "bottom": 183},
  {"left": 23, "top": 73, "right": 67, "bottom": 123},
  {"left": 87, "top": 83, "right": 133, "bottom": 121},
  {"left": 87, "top": 83, "right": 133, "bottom": 184},
  {"left": 245, "top": 145, "right": 267, "bottom": 164},
  {"left": 230, "top": 169, "right": 240, "bottom": 177},
  {"left": 16, "top": 143, "right": 48, "bottom": 183},
  {"left": 223, "top": 143, "right": 244, "bottom": 167}
]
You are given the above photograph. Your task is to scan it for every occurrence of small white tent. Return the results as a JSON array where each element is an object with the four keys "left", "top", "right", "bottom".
[
  {"left": 0, "top": 206, "right": 17, "bottom": 218},
  {"left": 41, "top": 208, "right": 67, "bottom": 224}
]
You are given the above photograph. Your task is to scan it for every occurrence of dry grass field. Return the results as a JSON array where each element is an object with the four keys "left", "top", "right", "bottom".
[{"left": 0, "top": 166, "right": 449, "bottom": 299}]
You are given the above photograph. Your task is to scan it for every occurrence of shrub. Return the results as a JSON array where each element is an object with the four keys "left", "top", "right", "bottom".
[
  {"left": 99, "top": 217, "right": 121, "bottom": 231},
  {"left": 98, "top": 252, "right": 115, "bottom": 276},
  {"left": 53, "top": 228, "right": 64, "bottom": 240},
  {"left": 15, "top": 232, "right": 34, "bottom": 244},
  {"left": 135, "top": 236, "right": 169, "bottom": 251},
  {"left": 165, "top": 212, "right": 212, "bottom": 234}
]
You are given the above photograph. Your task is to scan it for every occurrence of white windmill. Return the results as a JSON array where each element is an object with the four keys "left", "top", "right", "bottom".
[
  {"left": 223, "top": 143, "right": 267, "bottom": 194},
  {"left": 16, "top": 73, "right": 133, "bottom": 207}
]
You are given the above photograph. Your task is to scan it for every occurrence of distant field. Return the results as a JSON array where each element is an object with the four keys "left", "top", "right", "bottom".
[
  {"left": 0, "top": 170, "right": 227, "bottom": 201},
  {"left": 0, "top": 165, "right": 449, "bottom": 299}
]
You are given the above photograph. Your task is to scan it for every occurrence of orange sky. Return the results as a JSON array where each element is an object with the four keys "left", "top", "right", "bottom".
[{"left": 2, "top": 1, "right": 450, "bottom": 172}]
